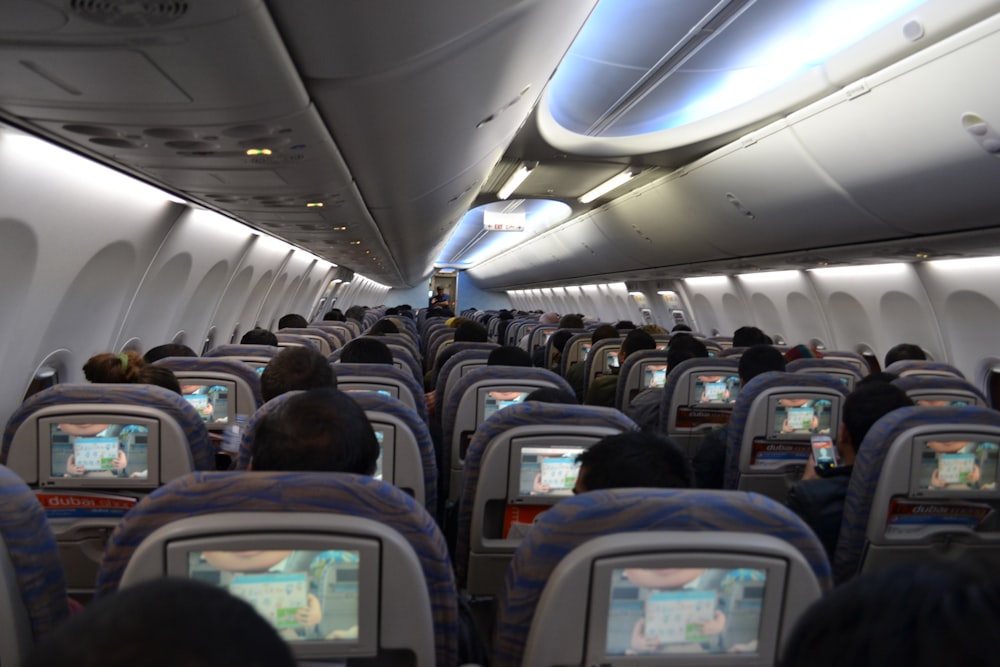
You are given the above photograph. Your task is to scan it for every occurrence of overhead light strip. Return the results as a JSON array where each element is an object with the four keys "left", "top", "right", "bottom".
[
  {"left": 497, "top": 164, "right": 534, "bottom": 200},
  {"left": 579, "top": 169, "right": 635, "bottom": 203}
]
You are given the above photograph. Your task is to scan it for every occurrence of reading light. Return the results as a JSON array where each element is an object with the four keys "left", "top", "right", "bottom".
[
  {"left": 579, "top": 169, "right": 635, "bottom": 203},
  {"left": 245, "top": 148, "right": 272, "bottom": 156},
  {"left": 332, "top": 226, "right": 347, "bottom": 231},
  {"left": 306, "top": 202, "right": 324, "bottom": 208},
  {"left": 497, "top": 164, "right": 534, "bottom": 200}
]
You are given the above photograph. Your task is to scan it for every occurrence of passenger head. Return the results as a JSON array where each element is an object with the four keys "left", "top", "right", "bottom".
[
  {"left": 591, "top": 324, "right": 619, "bottom": 345},
  {"left": 858, "top": 371, "right": 899, "bottom": 386},
  {"left": 732, "top": 326, "right": 769, "bottom": 348},
  {"left": 841, "top": 381, "right": 913, "bottom": 455},
  {"left": 539, "top": 312, "right": 560, "bottom": 325},
  {"left": 83, "top": 351, "right": 145, "bottom": 383},
  {"left": 142, "top": 344, "right": 196, "bottom": 364},
  {"left": 135, "top": 365, "right": 182, "bottom": 395},
  {"left": 782, "top": 556, "right": 1000, "bottom": 667},
  {"left": 738, "top": 344, "right": 786, "bottom": 384},
  {"left": 620, "top": 329, "right": 656, "bottom": 360},
  {"left": 671, "top": 323, "right": 693, "bottom": 333},
  {"left": 524, "top": 387, "right": 578, "bottom": 405},
  {"left": 558, "top": 314, "right": 585, "bottom": 329},
  {"left": 615, "top": 320, "right": 637, "bottom": 331},
  {"left": 574, "top": 432, "right": 693, "bottom": 493},
  {"left": 24, "top": 577, "right": 296, "bottom": 667},
  {"left": 487, "top": 346, "right": 533, "bottom": 367},
  {"left": 367, "top": 318, "right": 399, "bottom": 335},
  {"left": 344, "top": 305, "right": 367, "bottom": 322},
  {"left": 885, "top": 343, "right": 927, "bottom": 367},
  {"left": 250, "top": 387, "right": 379, "bottom": 474},
  {"left": 277, "top": 313, "right": 308, "bottom": 330},
  {"left": 550, "top": 329, "right": 575, "bottom": 354},
  {"left": 260, "top": 346, "right": 337, "bottom": 402},
  {"left": 641, "top": 324, "right": 666, "bottom": 335},
  {"left": 666, "top": 335, "right": 708, "bottom": 373},
  {"left": 339, "top": 337, "right": 393, "bottom": 365},
  {"left": 454, "top": 320, "right": 488, "bottom": 343},
  {"left": 322, "top": 308, "right": 345, "bottom": 321},
  {"left": 240, "top": 328, "right": 278, "bottom": 346}
]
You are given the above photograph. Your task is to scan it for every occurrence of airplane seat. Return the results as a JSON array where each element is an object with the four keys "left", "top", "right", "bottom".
[
  {"left": 834, "top": 405, "right": 1000, "bottom": 584},
  {"left": 204, "top": 343, "right": 282, "bottom": 375},
  {"left": 492, "top": 488, "right": 831, "bottom": 667},
  {"left": 786, "top": 358, "right": 865, "bottom": 391},
  {"left": 278, "top": 327, "right": 340, "bottom": 356},
  {"left": 708, "top": 335, "right": 734, "bottom": 349},
  {"left": 99, "top": 471, "right": 457, "bottom": 666},
  {"left": 701, "top": 338, "right": 725, "bottom": 356},
  {"left": 332, "top": 343, "right": 423, "bottom": 385},
  {"left": 717, "top": 346, "right": 749, "bottom": 358},
  {"left": 342, "top": 320, "right": 362, "bottom": 337},
  {"left": 0, "top": 464, "right": 70, "bottom": 667},
  {"left": 152, "top": 355, "right": 264, "bottom": 425},
  {"left": 430, "top": 341, "right": 498, "bottom": 397},
  {"left": 371, "top": 332, "right": 421, "bottom": 360},
  {"left": 345, "top": 392, "right": 437, "bottom": 512},
  {"left": 433, "top": 348, "right": 494, "bottom": 418},
  {"left": 425, "top": 330, "right": 456, "bottom": 373},
  {"left": 308, "top": 322, "right": 352, "bottom": 347},
  {"left": 334, "top": 362, "right": 429, "bottom": 425},
  {"left": 440, "top": 366, "right": 575, "bottom": 508},
  {"left": 523, "top": 324, "right": 558, "bottom": 356},
  {"left": 558, "top": 332, "right": 592, "bottom": 377},
  {"left": 582, "top": 337, "right": 624, "bottom": 397},
  {"left": 2, "top": 383, "right": 215, "bottom": 596},
  {"left": 891, "top": 375, "right": 988, "bottom": 407},
  {"left": 884, "top": 360, "right": 965, "bottom": 379},
  {"left": 614, "top": 349, "right": 669, "bottom": 412},
  {"left": 813, "top": 350, "right": 869, "bottom": 376},
  {"left": 275, "top": 332, "right": 321, "bottom": 351},
  {"left": 722, "top": 372, "right": 849, "bottom": 501},
  {"left": 455, "top": 402, "right": 638, "bottom": 595},
  {"left": 658, "top": 357, "right": 741, "bottom": 456}
]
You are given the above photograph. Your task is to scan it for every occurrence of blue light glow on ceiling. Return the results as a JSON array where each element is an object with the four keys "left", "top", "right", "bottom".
[{"left": 547, "top": 0, "right": 927, "bottom": 137}]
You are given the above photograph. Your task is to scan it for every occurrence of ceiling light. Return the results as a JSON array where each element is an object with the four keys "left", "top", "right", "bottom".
[
  {"left": 497, "top": 164, "right": 534, "bottom": 200},
  {"left": 579, "top": 169, "right": 635, "bottom": 203},
  {"left": 245, "top": 148, "right": 272, "bottom": 156},
  {"left": 332, "top": 226, "right": 347, "bottom": 231},
  {"left": 350, "top": 240, "right": 361, "bottom": 245},
  {"left": 306, "top": 202, "right": 324, "bottom": 208}
]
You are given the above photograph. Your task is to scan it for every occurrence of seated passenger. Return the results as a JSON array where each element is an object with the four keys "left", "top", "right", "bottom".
[
  {"left": 142, "top": 343, "right": 197, "bottom": 363},
  {"left": 277, "top": 313, "right": 308, "bottom": 330},
  {"left": 546, "top": 329, "right": 576, "bottom": 371},
  {"left": 692, "top": 344, "right": 786, "bottom": 489},
  {"left": 241, "top": 327, "right": 279, "bottom": 346},
  {"left": 782, "top": 556, "right": 1000, "bottom": 667},
  {"left": 585, "top": 329, "right": 656, "bottom": 407},
  {"left": 137, "top": 365, "right": 183, "bottom": 396},
  {"left": 339, "top": 337, "right": 394, "bottom": 365},
  {"left": 260, "top": 346, "right": 337, "bottom": 402},
  {"left": 322, "top": 308, "right": 345, "bottom": 321},
  {"left": 24, "top": 578, "right": 296, "bottom": 667},
  {"left": 367, "top": 318, "right": 399, "bottom": 335},
  {"left": 249, "top": 387, "right": 379, "bottom": 474},
  {"left": 884, "top": 342, "right": 927, "bottom": 367},
  {"left": 671, "top": 323, "right": 693, "bottom": 333},
  {"left": 731, "top": 326, "right": 770, "bottom": 348},
  {"left": 83, "top": 350, "right": 145, "bottom": 383},
  {"left": 625, "top": 335, "right": 709, "bottom": 431},
  {"left": 524, "top": 386, "right": 578, "bottom": 405},
  {"left": 566, "top": 324, "right": 619, "bottom": 401},
  {"left": 573, "top": 432, "right": 692, "bottom": 493},
  {"left": 785, "top": 381, "right": 913, "bottom": 560},
  {"left": 488, "top": 346, "right": 533, "bottom": 367}
]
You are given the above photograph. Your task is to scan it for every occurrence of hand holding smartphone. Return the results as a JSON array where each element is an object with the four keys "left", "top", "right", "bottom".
[{"left": 811, "top": 435, "right": 839, "bottom": 472}]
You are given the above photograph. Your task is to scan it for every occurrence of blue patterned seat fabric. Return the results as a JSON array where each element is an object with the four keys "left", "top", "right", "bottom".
[
  {"left": 454, "top": 403, "right": 638, "bottom": 586},
  {"left": 0, "top": 464, "right": 69, "bottom": 643},
  {"left": 834, "top": 405, "right": 1000, "bottom": 583},
  {"left": 884, "top": 360, "right": 965, "bottom": 379},
  {"left": 153, "top": 355, "right": 264, "bottom": 409},
  {"left": 786, "top": 358, "right": 865, "bottom": 386},
  {"left": 349, "top": 391, "right": 438, "bottom": 511},
  {"left": 891, "top": 375, "right": 987, "bottom": 406},
  {"left": 95, "top": 471, "right": 459, "bottom": 666},
  {"left": 723, "top": 372, "right": 849, "bottom": 490},
  {"left": 203, "top": 343, "right": 281, "bottom": 361},
  {"left": 492, "top": 488, "right": 832, "bottom": 667},
  {"left": 1, "top": 383, "right": 215, "bottom": 471},
  {"left": 335, "top": 361, "right": 429, "bottom": 425}
]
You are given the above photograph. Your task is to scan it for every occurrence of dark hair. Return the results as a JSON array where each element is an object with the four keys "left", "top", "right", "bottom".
[
  {"left": 240, "top": 328, "right": 278, "bottom": 346},
  {"left": 550, "top": 329, "right": 576, "bottom": 354},
  {"left": 524, "top": 387, "right": 578, "bottom": 405},
  {"left": 24, "top": 578, "right": 296, "bottom": 667},
  {"left": 367, "top": 318, "right": 399, "bottom": 335},
  {"left": 454, "top": 321, "right": 488, "bottom": 343},
  {"left": 83, "top": 351, "right": 145, "bottom": 383},
  {"left": 858, "top": 371, "right": 899, "bottom": 386},
  {"left": 277, "top": 313, "right": 308, "bottom": 330},
  {"left": 260, "top": 346, "right": 337, "bottom": 402},
  {"left": 135, "top": 365, "right": 182, "bottom": 395},
  {"left": 590, "top": 324, "right": 619, "bottom": 345},
  {"left": 576, "top": 432, "right": 693, "bottom": 492},
  {"left": 666, "top": 336, "right": 708, "bottom": 372},
  {"left": 621, "top": 329, "right": 656, "bottom": 358},
  {"left": 615, "top": 320, "right": 637, "bottom": 331},
  {"left": 251, "top": 388, "right": 379, "bottom": 474},
  {"left": 143, "top": 344, "right": 197, "bottom": 364},
  {"left": 671, "top": 323, "right": 693, "bottom": 332},
  {"left": 842, "top": 381, "right": 913, "bottom": 448},
  {"left": 885, "top": 343, "right": 927, "bottom": 367},
  {"left": 323, "top": 308, "right": 345, "bottom": 321},
  {"left": 488, "top": 346, "right": 532, "bottom": 367},
  {"left": 732, "top": 326, "right": 769, "bottom": 348},
  {"left": 558, "top": 314, "right": 585, "bottom": 329},
  {"left": 738, "top": 344, "right": 786, "bottom": 383},
  {"left": 344, "top": 306, "right": 367, "bottom": 322},
  {"left": 781, "top": 557, "right": 1000, "bottom": 667},
  {"left": 340, "top": 337, "right": 394, "bottom": 365}
]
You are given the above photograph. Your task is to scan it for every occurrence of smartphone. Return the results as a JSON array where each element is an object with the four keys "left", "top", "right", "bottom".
[{"left": 811, "top": 435, "right": 839, "bottom": 472}]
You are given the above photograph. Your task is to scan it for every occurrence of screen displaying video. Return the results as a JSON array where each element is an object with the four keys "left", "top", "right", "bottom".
[{"left": 50, "top": 422, "right": 149, "bottom": 480}]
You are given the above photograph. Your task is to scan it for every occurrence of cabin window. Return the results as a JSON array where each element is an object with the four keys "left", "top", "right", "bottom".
[
  {"left": 119, "top": 338, "right": 142, "bottom": 354},
  {"left": 809, "top": 338, "right": 826, "bottom": 352},
  {"left": 23, "top": 365, "right": 58, "bottom": 402},
  {"left": 772, "top": 334, "right": 786, "bottom": 345},
  {"left": 171, "top": 330, "right": 186, "bottom": 344},
  {"left": 202, "top": 327, "right": 216, "bottom": 356},
  {"left": 230, "top": 325, "right": 241, "bottom": 345}
]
